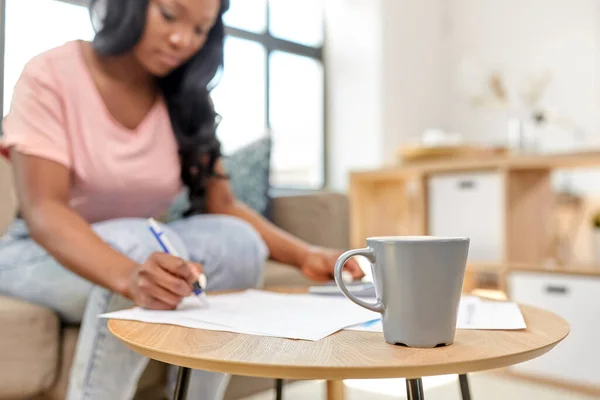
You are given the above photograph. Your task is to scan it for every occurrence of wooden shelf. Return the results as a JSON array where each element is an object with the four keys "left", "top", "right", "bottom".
[
  {"left": 351, "top": 150, "right": 600, "bottom": 180},
  {"left": 349, "top": 151, "right": 600, "bottom": 286},
  {"left": 506, "top": 263, "right": 600, "bottom": 277}
]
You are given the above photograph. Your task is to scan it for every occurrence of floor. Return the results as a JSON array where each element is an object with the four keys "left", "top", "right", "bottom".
[{"left": 242, "top": 372, "right": 600, "bottom": 400}]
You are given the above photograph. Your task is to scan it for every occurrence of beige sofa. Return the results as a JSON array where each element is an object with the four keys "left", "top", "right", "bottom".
[{"left": 0, "top": 156, "right": 352, "bottom": 400}]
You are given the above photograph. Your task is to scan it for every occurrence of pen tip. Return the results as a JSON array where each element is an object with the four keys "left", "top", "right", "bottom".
[
  {"left": 192, "top": 281, "right": 202, "bottom": 295},
  {"left": 199, "top": 273, "right": 207, "bottom": 288},
  {"left": 147, "top": 218, "right": 160, "bottom": 230}
]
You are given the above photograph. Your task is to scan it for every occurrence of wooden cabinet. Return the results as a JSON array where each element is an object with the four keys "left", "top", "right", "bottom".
[
  {"left": 349, "top": 152, "right": 600, "bottom": 271},
  {"left": 507, "top": 269, "right": 600, "bottom": 390},
  {"left": 348, "top": 152, "right": 600, "bottom": 394}
]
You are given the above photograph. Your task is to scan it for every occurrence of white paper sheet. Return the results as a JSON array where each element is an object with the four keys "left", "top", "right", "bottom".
[
  {"left": 100, "top": 289, "right": 379, "bottom": 341},
  {"left": 345, "top": 298, "right": 526, "bottom": 332},
  {"left": 456, "top": 300, "right": 527, "bottom": 330}
]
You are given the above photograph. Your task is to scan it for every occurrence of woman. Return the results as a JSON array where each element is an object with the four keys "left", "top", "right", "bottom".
[{"left": 0, "top": 0, "right": 364, "bottom": 398}]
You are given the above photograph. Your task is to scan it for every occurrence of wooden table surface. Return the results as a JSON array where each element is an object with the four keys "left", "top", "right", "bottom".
[{"left": 108, "top": 301, "right": 569, "bottom": 381}]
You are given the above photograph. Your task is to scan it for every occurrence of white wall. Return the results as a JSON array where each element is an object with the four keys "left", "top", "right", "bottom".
[
  {"left": 325, "top": 0, "right": 446, "bottom": 190},
  {"left": 325, "top": 0, "right": 384, "bottom": 190},
  {"left": 326, "top": 0, "right": 600, "bottom": 194},
  {"left": 380, "top": 0, "right": 447, "bottom": 162},
  {"left": 444, "top": 0, "right": 600, "bottom": 194},
  {"left": 446, "top": 0, "right": 600, "bottom": 147}
]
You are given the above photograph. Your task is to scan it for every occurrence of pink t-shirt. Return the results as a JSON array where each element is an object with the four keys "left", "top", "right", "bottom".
[{"left": 1, "top": 40, "right": 182, "bottom": 223}]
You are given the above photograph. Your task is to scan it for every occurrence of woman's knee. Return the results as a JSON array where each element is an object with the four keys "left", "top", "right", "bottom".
[
  {"left": 0, "top": 235, "right": 93, "bottom": 324},
  {"left": 92, "top": 218, "right": 189, "bottom": 264},
  {"left": 202, "top": 215, "right": 268, "bottom": 290},
  {"left": 85, "top": 285, "right": 133, "bottom": 316}
]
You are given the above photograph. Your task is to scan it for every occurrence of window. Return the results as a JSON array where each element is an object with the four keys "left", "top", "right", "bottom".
[
  {"left": 268, "top": 0, "right": 324, "bottom": 47},
  {"left": 269, "top": 51, "right": 324, "bottom": 187},
  {"left": 210, "top": 37, "right": 267, "bottom": 155},
  {"left": 2, "top": 0, "right": 94, "bottom": 116},
  {"left": 0, "top": 0, "right": 326, "bottom": 188},
  {"left": 215, "top": 0, "right": 325, "bottom": 189}
]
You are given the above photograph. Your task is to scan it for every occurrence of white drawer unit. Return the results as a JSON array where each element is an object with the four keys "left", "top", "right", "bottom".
[
  {"left": 508, "top": 272, "right": 600, "bottom": 387},
  {"left": 428, "top": 172, "right": 504, "bottom": 263}
]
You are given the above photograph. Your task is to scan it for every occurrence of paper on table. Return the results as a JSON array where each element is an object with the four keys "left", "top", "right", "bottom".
[
  {"left": 100, "top": 289, "right": 379, "bottom": 341},
  {"left": 456, "top": 300, "right": 526, "bottom": 330},
  {"left": 345, "top": 297, "right": 526, "bottom": 332}
]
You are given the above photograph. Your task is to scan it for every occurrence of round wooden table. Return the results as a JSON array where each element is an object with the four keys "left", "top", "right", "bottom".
[{"left": 108, "top": 302, "right": 568, "bottom": 400}]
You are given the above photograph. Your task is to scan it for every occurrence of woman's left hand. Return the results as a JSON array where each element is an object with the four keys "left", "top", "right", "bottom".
[{"left": 300, "top": 247, "right": 365, "bottom": 282}]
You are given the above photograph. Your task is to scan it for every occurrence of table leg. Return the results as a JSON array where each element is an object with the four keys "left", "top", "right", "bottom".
[
  {"left": 275, "top": 378, "right": 284, "bottom": 400},
  {"left": 459, "top": 374, "right": 472, "bottom": 400},
  {"left": 406, "top": 378, "right": 425, "bottom": 400},
  {"left": 326, "top": 380, "right": 345, "bottom": 400},
  {"left": 173, "top": 367, "right": 191, "bottom": 400}
]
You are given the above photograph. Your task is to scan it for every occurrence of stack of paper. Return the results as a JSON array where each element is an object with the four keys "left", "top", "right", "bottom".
[
  {"left": 100, "top": 290, "right": 526, "bottom": 342},
  {"left": 100, "top": 289, "right": 379, "bottom": 341},
  {"left": 345, "top": 296, "right": 526, "bottom": 332}
]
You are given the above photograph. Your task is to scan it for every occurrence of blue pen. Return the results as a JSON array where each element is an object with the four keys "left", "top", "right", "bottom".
[{"left": 147, "top": 218, "right": 208, "bottom": 299}]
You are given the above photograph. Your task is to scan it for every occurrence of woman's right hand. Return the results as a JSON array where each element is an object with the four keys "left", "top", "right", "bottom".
[{"left": 127, "top": 252, "right": 202, "bottom": 310}]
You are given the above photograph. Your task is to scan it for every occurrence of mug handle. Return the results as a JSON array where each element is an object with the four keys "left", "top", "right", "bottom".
[{"left": 334, "top": 248, "right": 384, "bottom": 314}]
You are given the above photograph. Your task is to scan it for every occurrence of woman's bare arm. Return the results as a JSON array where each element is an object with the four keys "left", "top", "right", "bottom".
[
  {"left": 204, "top": 159, "right": 311, "bottom": 267},
  {"left": 203, "top": 159, "right": 365, "bottom": 281},
  {"left": 11, "top": 150, "right": 138, "bottom": 296},
  {"left": 13, "top": 151, "right": 201, "bottom": 308}
]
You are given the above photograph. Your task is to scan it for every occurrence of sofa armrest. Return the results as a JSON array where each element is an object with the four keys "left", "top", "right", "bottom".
[
  {"left": 0, "top": 157, "right": 16, "bottom": 237},
  {"left": 270, "top": 191, "right": 350, "bottom": 250},
  {"left": 0, "top": 296, "right": 59, "bottom": 398}
]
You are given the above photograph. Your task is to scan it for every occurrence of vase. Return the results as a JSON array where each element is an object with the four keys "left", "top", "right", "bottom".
[{"left": 507, "top": 117, "right": 539, "bottom": 153}]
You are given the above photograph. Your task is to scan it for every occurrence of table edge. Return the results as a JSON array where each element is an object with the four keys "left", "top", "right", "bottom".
[{"left": 108, "top": 320, "right": 569, "bottom": 380}]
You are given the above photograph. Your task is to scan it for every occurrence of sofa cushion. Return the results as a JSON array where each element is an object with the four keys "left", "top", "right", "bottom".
[
  {"left": 223, "top": 136, "right": 272, "bottom": 219},
  {"left": 0, "top": 296, "right": 59, "bottom": 399},
  {"left": 270, "top": 192, "right": 350, "bottom": 250},
  {"left": 43, "top": 327, "right": 78, "bottom": 400},
  {"left": 164, "top": 137, "right": 273, "bottom": 222},
  {"left": 263, "top": 260, "right": 313, "bottom": 287}
]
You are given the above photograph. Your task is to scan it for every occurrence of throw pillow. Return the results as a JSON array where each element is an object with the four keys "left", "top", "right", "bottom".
[
  {"left": 222, "top": 136, "right": 272, "bottom": 218},
  {"left": 164, "top": 136, "right": 272, "bottom": 221}
]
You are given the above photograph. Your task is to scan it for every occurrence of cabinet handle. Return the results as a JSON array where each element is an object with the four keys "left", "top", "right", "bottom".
[
  {"left": 458, "top": 180, "right": 476, "bottom": 190},
  {"left": 545, "top": 285, "right": 569, "bottom": 295}
]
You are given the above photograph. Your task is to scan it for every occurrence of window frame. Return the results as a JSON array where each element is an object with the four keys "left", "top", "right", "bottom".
[
  {"left": 0, "top": 0, "right": 327, "bottom": 189},
  {"left": 225, "top": 2, "right": 326, "bottom": 190}
]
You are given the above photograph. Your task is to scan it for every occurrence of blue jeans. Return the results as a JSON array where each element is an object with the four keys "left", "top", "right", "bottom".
[{"left": 0, "top": 215, "right": 269, "bottom": 399}]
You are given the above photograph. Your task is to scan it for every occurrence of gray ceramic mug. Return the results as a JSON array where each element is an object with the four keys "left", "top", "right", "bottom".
[{"left": 335, "top": 236, "right": 470, "bottom": 348}]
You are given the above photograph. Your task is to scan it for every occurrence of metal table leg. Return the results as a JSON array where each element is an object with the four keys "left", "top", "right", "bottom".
[
  {"left": 173, "top": 367, "right": 191, "bottom": 400},
  {"left": 406, "top": 378, "right": 425, "bottom": 400},
  {"left": 459, "top": 374, "right": 472, "bottom": 400},
  {"left": 275, "top": 379, "right": 284, "bottom": 400}
]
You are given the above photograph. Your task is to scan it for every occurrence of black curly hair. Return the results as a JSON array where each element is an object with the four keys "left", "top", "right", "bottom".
[{"left": 89, "top": 0, "right": 229, "bottom": 216}]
